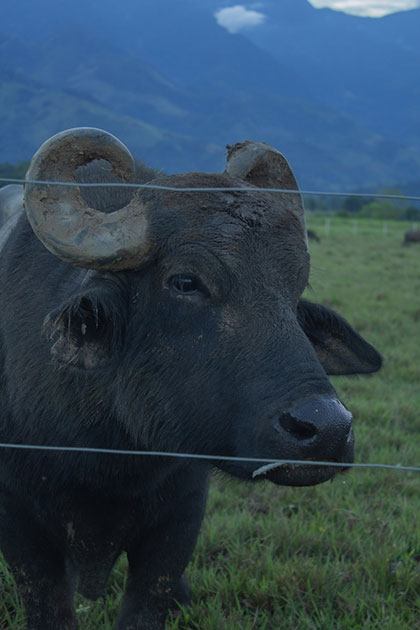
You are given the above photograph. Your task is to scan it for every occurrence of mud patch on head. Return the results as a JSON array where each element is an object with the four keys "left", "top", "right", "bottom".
[
  {"left": 221, "top": 189, "right": 270, "bottom": 227},
  {"left": 141, "top": 172, "right": 274, "bottom": 228}
]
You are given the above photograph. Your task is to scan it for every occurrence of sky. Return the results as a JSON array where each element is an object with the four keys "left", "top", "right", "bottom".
[{"left": 215, "top": 1, "right": 420, "bottom": 33}]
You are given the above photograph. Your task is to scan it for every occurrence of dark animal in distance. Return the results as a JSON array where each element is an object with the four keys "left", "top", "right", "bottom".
[
  {"left": 403, "top": 229, "right": 420, "bottom": 245},
  {"left": 0, "top": 128, "right": 382, "bottom": 629},
  {"left": 307, "top": 228, "right": 321, "bottom": 242}
]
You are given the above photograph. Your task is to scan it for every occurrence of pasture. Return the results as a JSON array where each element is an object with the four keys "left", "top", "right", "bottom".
[{"left": 1, "top": 216, "right": 419, "bottom": 629}]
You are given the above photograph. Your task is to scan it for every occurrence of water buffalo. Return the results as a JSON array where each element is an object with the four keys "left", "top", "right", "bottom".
[
  {"left": 307, "top": 228, "right": 321, "bottom": 242},
  {"left": 0, "top": 128, "right": 381, "bottom": 629},
  {"left": 403, "top": 229, "right": 420, "bottom": 245}
]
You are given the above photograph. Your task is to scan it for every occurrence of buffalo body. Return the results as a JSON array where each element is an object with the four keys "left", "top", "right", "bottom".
[{"left": 0, "top": 129, "right": 381, "bottom": 629}]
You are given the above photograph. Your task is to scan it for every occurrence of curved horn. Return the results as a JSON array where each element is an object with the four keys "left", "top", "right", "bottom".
[
  {"left": 225, "top": 140, "right": 305, "bottom": 229},
  {"left": 24, "top": 127, "right": 152, "bottom": 270}
]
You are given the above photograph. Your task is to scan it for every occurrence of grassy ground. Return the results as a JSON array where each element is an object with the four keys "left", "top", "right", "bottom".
[{"left": 1, "top": 217, "right": 419, "bottom": 629}]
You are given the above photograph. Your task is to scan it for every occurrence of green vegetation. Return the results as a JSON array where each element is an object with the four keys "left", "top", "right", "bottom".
[
  {"left": 1, "top": 218, "right": 419, "bottom": 629},
  {"left": 306, "top": 194, "right": 420, "bottom": 221}
]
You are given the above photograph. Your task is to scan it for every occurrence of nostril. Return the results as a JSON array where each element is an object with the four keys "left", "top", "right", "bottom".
[{"left": 277, "top": 413, "right": 318, "bottom": 441}]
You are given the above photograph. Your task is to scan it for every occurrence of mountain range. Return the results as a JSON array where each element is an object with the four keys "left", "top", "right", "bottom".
[{"left": 0, "top": 0, "right": 419, "bottom": 191}]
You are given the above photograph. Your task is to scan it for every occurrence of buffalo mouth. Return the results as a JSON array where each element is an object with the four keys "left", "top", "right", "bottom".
[{"left": 251, "top": 459, "right": 350, "bottom": 486}]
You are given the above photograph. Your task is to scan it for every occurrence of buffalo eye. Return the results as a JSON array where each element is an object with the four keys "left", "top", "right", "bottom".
[{"left": 168, "top": 274, "right": 209, "bottom": 298}]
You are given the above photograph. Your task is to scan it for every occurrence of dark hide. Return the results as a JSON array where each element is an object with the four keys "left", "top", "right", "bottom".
[
  {"left": 0, "top": 184, "right": 23, "bottom": 226},
  {"left": 0, "top": 156, "right": 381, "bottom": 629},
  {"left": 403, "top": 229, "right": 420, "bottom": 245},
  {"left": 307, "top": 229, "right": 320, "bottom": 243}
]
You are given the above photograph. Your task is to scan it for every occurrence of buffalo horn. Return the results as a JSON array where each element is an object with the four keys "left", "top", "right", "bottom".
[
  {"left": 24, "top": 127, "right": 152, "bottom": 270},
  {"left": 225, "top": 141, "right": 305, "bottom": 229}
]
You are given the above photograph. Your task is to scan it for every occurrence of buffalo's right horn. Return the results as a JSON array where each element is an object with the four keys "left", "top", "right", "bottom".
[
  {"left": 24, "top": 127, "right": 152, "bottom": 270},
  {"left": 225, "top": 141, "right": 306, "bottom": 232}
]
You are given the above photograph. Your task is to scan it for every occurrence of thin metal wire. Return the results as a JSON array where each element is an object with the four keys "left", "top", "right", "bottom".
[
  {"left": 0, "top": 178, "right": 418, "bottom": 473},
  {"left": 1, "top": 177, "right": 420, "bottom": 203},
  {"left": 0, "top": 442, "right": 418, "bottom": 473}
]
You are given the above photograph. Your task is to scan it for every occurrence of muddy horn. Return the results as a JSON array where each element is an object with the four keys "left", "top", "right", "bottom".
[
  {"left": 24, "top": 127, "right": 152, "bottom": 270},
  {"left": 225, "top": 140, "right": 306, "bottom": 231}
]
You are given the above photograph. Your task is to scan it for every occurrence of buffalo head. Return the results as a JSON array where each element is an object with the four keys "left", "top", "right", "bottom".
[{"left": 24, "top": 128, "right": 382, "bottom": 486}]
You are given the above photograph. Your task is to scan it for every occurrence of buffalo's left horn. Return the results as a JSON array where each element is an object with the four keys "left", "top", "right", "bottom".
[
  {"left": 24, "top": 127, "right": 152, "bottom": 270},
  {"left": 225, "top": 140, "right": 306, "bottom": 231}
]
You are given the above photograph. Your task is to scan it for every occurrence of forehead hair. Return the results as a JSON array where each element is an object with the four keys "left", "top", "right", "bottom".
[
  {"left": 138, "top": 172, "right": 305, "bottom": 232},
  {"left": 138, "top": 173, "right": 309, "bottom": 299}
]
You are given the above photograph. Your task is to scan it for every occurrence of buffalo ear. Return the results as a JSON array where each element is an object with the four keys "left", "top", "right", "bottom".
[
  {"left": 43, "top": 277, "right": 127, "bottom": 370},
  {"left": 297, "top": 299, "right": 382, "bottom": 376}
]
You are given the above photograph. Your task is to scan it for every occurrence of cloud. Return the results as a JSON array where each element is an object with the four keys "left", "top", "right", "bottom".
[
  {"left": 308, "top": 0, "right": 420, "bottom": 17},
  {"left": 215, "top": 5, "right": 266, "bottom": 34}
]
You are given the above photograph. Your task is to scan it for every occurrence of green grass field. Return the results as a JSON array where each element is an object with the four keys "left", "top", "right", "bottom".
[{"left": 1, "top": 217, "right": 419, "bottom": 629}]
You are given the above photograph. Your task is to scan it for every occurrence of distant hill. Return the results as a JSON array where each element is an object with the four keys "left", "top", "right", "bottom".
[
  {"left": 0, "top": 0, "right": 419, "bottom": 191},
  {"left": 244, "top": 0, "right": 420, "bottom": 146}
]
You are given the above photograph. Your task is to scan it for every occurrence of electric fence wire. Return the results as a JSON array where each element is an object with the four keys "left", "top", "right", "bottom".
[
  {"left": 0, "top": 177, "right": 419, "bottom": 473},
  {"left": 1, "top": 177, "right": 420, "bottom": 203},
  {"left": 0, "top": 443, "right": 418, "bottom": 474}
]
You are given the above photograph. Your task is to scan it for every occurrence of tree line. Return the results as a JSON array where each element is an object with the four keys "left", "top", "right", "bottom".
[
  {"left": 0, "top": 162, "right": 29, "bottom": 186},
  {"left": 304, "top": 192, "right": 419, "bottom": 221}
]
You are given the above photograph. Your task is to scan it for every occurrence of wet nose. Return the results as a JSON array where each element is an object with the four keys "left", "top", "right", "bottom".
[{"left": 276, "top": 396, "right": 353, "bottom": 456}]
